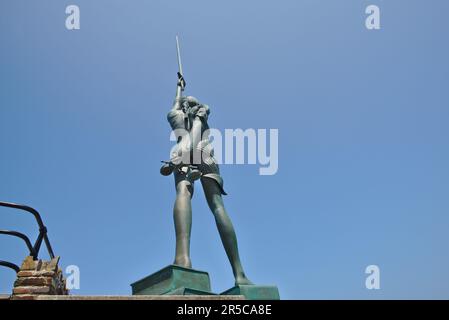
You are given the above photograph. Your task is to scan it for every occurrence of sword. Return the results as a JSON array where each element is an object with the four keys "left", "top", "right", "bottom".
[{"left": 176, "top": 35, "right": 186, "bottom": 90}]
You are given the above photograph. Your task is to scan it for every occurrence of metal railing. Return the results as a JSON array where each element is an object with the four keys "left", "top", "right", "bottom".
[{"left": 0, "top": 201, "right": 55, "bottom": 273}]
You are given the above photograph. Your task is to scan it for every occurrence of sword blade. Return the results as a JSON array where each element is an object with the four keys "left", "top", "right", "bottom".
[{"left": 176, "top": 35, "right": 183, "bottom": 76}]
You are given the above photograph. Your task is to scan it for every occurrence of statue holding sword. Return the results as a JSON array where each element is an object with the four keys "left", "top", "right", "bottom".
[{"left": 159, "top": 36, "right": 252, "bottom": 286}]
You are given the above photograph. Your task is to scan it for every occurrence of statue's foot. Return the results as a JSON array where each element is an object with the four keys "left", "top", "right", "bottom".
[
  {"left": 235, "top": 274, "right": 253, "bottom": 286},
  {"left": 174, "top": 256, "right": 192, "bottom": 269}
]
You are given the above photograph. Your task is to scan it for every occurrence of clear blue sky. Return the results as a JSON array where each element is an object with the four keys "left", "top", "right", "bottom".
[{"left": 1, "top": 0, "right": 449, "bottom": 299}]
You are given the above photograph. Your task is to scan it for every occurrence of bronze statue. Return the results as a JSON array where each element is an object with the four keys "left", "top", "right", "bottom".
[{"left": 160, "top": 36, "right": 252, "bottom": 286}]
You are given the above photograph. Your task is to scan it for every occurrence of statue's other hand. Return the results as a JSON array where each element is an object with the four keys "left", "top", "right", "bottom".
[{"left": 189, "top": 105, "right": 199, "bottom": 114}]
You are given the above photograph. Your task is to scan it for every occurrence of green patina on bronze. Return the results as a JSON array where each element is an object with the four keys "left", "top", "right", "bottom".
[
  {"left": 131, "top": 265, "right": 213, "bottom": 295},
  {"left": 131, "top": 37, "right": 279, "bottom": 299},
  {"left": 221, "top": 285, "right": 280, "bottom": 300},
  {"left": 159, "top": 36, "right": 252, "bottom": 287}
]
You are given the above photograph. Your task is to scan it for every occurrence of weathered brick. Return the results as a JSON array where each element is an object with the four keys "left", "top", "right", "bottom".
[
  {"left": 45, "top": 257, "right": 60, "bottom": 272},
  {"left": 17, "top": 270, "right": 55, "bottom": 278},
  {"left": 20, "top": 256, "right": 42, "bottom": 271},
  {"left": 13, "top": 286, "right": 51, "bottom": 295},
  {"left": 14, "top": 276, "right": 53, "bottom": 287},
  {"left": 12, "top": 256, "right": 68, "bottom": 297}
]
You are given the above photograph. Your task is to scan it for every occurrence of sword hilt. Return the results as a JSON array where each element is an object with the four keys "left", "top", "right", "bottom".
[{"left": 177, "top": 72, "right": 186, "bottom": 90}]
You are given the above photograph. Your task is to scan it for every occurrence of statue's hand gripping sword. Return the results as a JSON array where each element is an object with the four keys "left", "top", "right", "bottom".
[{"left": 176, "top": 35, "right": 186, "bottom": 90}]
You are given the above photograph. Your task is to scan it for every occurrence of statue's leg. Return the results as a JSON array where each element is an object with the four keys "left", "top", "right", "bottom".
[
  {"left": 173, "top": 178, "right": 193, "bottom": 268},
  {"left": 201, "top": 177, "right": 253, "bottom": 286}
]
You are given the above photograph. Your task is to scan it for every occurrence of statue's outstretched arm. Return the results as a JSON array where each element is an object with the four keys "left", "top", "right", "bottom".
[{"left": 171, "top": 80, "right": 183, "bottom": 111}]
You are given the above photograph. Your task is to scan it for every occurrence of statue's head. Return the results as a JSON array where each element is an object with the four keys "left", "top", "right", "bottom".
[{"left": 182, "top": 96, "right": 200, "bottom": 110}]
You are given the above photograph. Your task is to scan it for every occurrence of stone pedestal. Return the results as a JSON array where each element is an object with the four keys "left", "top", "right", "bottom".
[
  {"left": 11, "top": 256, "right": 68, "bottom": 300},
  {"left": 221, "top": 285, "right": 280, "bottom": 300},
  {"left": 131, "top": 265, "right": 214, "bottom": 295}
]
